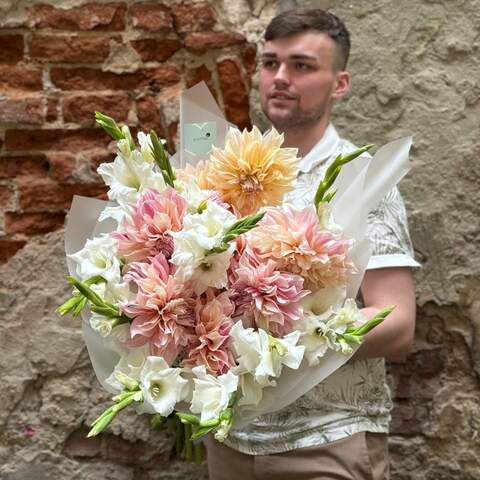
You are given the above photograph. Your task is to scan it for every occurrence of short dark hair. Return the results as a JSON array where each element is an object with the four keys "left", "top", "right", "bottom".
[{"left": 264, "top": 9, "right": 350, "bottom": 70}]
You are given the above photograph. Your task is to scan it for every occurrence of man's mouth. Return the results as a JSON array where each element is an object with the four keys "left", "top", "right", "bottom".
[{"left": 270, "top": 91, "right": 295, "bottom": 100}]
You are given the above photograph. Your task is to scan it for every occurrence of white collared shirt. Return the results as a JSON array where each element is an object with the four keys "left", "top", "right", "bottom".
[{"left": 224, "top": 124, "right": 419, "bottom": 455}]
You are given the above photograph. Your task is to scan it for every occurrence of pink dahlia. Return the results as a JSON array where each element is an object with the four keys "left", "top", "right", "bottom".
[
  {"left": 182, "top": 289, "right": 235, "bottom": 376},
  {"left": 230, "top": 251, "right": 309, "bottom": 337},
  {"left": 122, "top": 254, "right": 195, "bottom": 364},
  {"left": 248, "top": 206, "right": 355, "bottom": 290},
  {"left": 113, "top": 187, "right": 187, "bottom": 263}
]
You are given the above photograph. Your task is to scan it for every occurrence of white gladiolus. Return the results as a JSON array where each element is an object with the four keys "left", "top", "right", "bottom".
[
  {"left": 139, "top": 357, "right": 189, "bottom": 416},
  {"left": 230, "top": 322, "right": 305, "bottom": 383},
  {"left": 255, "top": 330, "right": 305, "bottom": 379},
  {"left": 299, "top": 299, "right": 365, "bottom": 365},
  {"left": 236, "top": 372, "right": 275, "bottom": 407},
  {"left": 175, "top": 177, "right": 213, "bottom": 214},
  {"left": 105, "top": 347, "right": 148, "bottom": 392},
  {"left": 69, "top": 234, "right": 121, "bottom": 283},
  {"left": 190, "top": 366, "right": 238, "bottom": 422},
  {"left": 189, "top": 247, "right": 234, "bottom": 295},
  {"left": 137, "top": 132, "right": 154, "bottom": 163},
  {"left": 91, "top": 280, "right": 132, "bottom": 306},
  {"left": 170, "top": 202, "right": 236, "bottom": 284},
  {"left": 301, "top": 286, "right": 346, "bottom": 317},
  {"left": 97, "top": 148, "right": 166, "bottom": 206}
]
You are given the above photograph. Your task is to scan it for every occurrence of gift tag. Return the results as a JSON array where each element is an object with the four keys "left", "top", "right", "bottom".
[{"left": 183, "top": 122, "right": 217, "bottom": 157}]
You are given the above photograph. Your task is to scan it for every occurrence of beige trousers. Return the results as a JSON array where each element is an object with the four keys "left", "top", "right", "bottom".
[{"left": 205, "top": 432, "right": 389, "bottom": 480}]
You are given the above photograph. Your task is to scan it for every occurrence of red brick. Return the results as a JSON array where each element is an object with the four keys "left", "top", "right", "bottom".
[
  {"left": 167, "top": 121, "right": 177, "bottom": 152},
  {"left": 0, "top": 35, "right": 24, "bottom": 64},
  {"left": 184, "top": 31, "right": 245, "bottom": 53},
  {"left": 130, "top": 4, "right": 173, "bottom": 32},
  {"left": 0, "top": 184, "right": 15, "bottom": 208},
  {"left": 0, "top": 239, "right": 27, "bottom": 264},
  {"left": 131, "top": 37, "right": 182, "bottom": 62},
  {"left": 47, "top": 152, "right": 77, "bottom": 181},
  {"left": 18, "top": 179, "right": 107, "bottom": 210},
  {"left": 64, "top": 427, "right": 101, "bottom": 458},
  {"left": 172, "top": 2, "right": 216, "bottom": 33},
  {"left": 46, "top": 98, "right": 59, "bottom": 122},
  {"left": 0, "top": 66, "right": 43, "bottom": 92},
  {"left": 62, "top": 93, "right": 130, "bottom": 125},
  {"left": 185, "top": 64, "right": 217, "bottom": 100},
  {"left": 217, "top": 58, "right": 250, "bottom": 130},
  {"left": 0, "top": 155, "right": 49, "bottom": 179},
  {"left": 5, "top": 211, "right": 66, "bottom": 235},
  {"left": 50, "top": 66, "right": 180, "bottom": 91},
  {"left": 89, "top": 150, "right": 116, "bottom": 174},
  {"left": 30, "top": 34, "right": 114, "bottom": 64},
  {"left": 136, "top": 95, "right": 165, "bottom": 136},
  {"left": 0, "top": 97, "right": 45, "bottom": 125},
  {"left": 29, "top": 3, "right": 126, "bottom": 31},
  {"left": 242, "top": 43, "right": 257, "bottom": 80},
  {"left": 5, "top": 129, "right": 110, "bottom": 152}
]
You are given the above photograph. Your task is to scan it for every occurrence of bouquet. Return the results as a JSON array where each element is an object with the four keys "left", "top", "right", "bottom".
[{"left": 58, "top": 83, "right": 411, "bottom": 462}]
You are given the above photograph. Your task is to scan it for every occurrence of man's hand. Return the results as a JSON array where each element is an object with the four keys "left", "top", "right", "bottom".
[{"left": 353, "top": 267, "right": 416, "bottom": 362}]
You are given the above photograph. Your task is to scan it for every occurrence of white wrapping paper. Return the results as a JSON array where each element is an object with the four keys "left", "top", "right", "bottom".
[{"left": 63, "top": 83, "right": 412, "bottom": 428}]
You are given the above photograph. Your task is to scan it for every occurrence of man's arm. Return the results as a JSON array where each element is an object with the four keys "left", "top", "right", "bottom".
[{"left": 353, "top": 267, "right": 416, "bottom": 361}]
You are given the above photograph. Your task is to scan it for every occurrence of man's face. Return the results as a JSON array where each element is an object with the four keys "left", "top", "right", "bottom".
[{"left": 259, "top": 31, "right": 345, "bottom": 130}]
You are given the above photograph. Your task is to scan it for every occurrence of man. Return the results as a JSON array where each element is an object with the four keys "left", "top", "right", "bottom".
[{"left": 206, "top": 9, "right": 419, "bottom": 480}]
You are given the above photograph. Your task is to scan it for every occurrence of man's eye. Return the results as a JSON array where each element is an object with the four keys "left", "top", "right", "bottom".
[
  {"left": 263, "top": 60, "right": 278, "bottom": 69},
  {"left": 295, "top": 62, "right": 311, "bottom": 71}
]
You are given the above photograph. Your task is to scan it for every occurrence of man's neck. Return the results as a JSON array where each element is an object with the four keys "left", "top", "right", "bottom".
[{"left": 280, "top": 115, "right": 331, "bottom": 157}]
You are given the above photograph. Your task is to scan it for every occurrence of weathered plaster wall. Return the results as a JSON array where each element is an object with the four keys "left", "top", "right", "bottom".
[{"left": 1, "top": 1, "right": 479, "bottom": 479}]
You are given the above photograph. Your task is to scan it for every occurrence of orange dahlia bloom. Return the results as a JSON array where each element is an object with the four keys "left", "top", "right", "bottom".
[{"left": 207, "top": 127, "right": 299, "bottom": 216}]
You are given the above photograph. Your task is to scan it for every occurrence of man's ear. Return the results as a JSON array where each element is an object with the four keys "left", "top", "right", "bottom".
[{"left": 332, "top": 71, "right": 351, "bottom": 100}]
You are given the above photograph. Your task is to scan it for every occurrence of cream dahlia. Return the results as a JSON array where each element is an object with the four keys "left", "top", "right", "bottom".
[
  {"left": 207, "top": 127, "right": 299, "bottom": 216},
  {"left": 248, "top": 206, "right": 355, "bottom": 290}
]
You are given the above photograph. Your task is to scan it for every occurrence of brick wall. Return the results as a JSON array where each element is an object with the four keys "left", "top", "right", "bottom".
[{"left": 0, "top": 1, "right": 257, "bottom": 264}]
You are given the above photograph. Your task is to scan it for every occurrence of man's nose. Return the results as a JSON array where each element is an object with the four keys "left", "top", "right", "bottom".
[{"left": 273, "top": 63, "right": 290, "bottom": 87}]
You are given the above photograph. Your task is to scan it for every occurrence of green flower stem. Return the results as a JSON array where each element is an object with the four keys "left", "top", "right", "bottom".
[
  {"left": 314, "top": 144, "right": 374, "bottom": 207},
  {"left": 87, "top": 390, "right": 142, "bottom": 437},
  {"left": 184, "top": 423, "right": 193, "bottom": 461},
  {"left": 175, "top": 417, "right": 184, "bottom": 456},
  {"left": 194, "top": 442, "right": 203, "bottom": 464}
]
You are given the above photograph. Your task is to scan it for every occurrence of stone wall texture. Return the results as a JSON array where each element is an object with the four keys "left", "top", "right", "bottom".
[{"left": 0, "top": 0, "right": 479, "bottom": 478}]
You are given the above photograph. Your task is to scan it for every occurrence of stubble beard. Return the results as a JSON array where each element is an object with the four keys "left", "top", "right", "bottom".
[{"left": 264, "top": 98, "right": 329, "bottom": 132}]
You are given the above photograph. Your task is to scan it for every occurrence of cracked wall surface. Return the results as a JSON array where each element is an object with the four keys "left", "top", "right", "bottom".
[{"left": 1, "top": 0, "right": 479, "bottom": 479}]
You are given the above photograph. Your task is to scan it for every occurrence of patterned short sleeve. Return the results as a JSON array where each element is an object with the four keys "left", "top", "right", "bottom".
[{"left": 366, "top": 187, "right": 420, "bottom": 269}]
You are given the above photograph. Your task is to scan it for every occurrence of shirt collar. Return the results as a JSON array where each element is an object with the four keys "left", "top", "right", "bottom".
[{"left": 297, "top": 123, "right": 341, "bottom": 173}]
